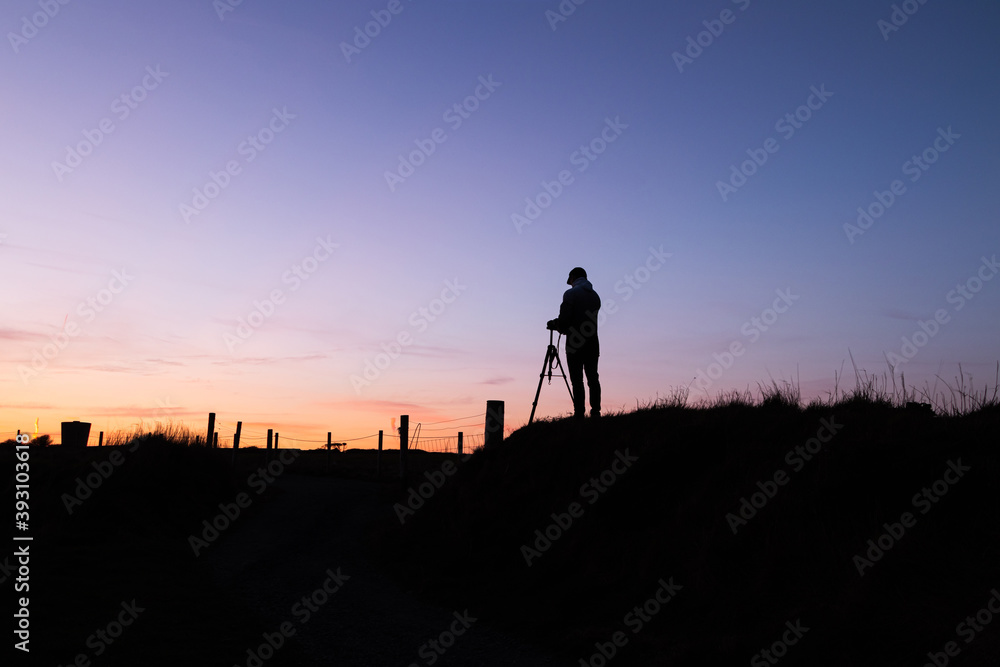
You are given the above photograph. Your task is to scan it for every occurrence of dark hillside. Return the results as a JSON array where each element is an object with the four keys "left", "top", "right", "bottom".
[{"left": 383, "top": 401, "right": 1000, "bottom": 665}]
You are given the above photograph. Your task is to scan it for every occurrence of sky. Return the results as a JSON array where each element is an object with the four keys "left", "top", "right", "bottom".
[{"left": 2, "top": 0, "right": 998, "bottom": 447}]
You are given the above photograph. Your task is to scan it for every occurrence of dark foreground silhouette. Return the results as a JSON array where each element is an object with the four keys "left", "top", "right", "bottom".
[{"left": 6, "top": 394, "right": 1000, "bottom": 666}]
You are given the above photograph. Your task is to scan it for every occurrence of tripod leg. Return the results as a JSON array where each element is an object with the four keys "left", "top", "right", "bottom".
[
  {"left": 528, "top": 347, "right": 556, "bottom": 424},
  {"left": 554, "top": 351, "right": 574, "bottom": 404}
]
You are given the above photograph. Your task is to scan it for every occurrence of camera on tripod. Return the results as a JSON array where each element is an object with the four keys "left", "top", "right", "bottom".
[{"left": 546, "top": 319, "right": 559, "bottom": 331}]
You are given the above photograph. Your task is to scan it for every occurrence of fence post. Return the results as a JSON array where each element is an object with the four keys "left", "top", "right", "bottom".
[
  {"left": 213, "top": 432, "right": 219, "bottom": 449},
  {"left": 485, "top": 400, "right": 504, "bottom": 448},
  {"left": 275, "top": 432, "right": 279, "bottom": 450},
  {"left": 377, "top": 430, "right": 383, "bottom": 478},
  {"left": 399, "top": 416, "right": 408, "bottom": 482},
  {"left": 98, "top": 431, "right": 104, "bottom": 447},
  {"left": 206, "top": 412, "right": 216, "bottom": 448},
  {"left": 457, "top": 431, "right": 463, "bottom": 456},
  {"left": 266, "top": 429, "right": 273, "bottom": 463},
  {"left": 232, "top": 422, "right": 242, "bottom": 466}
]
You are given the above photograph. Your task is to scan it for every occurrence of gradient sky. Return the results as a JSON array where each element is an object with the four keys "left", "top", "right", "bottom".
[{"left": 2, "top": 0, "right": 998, "bottom": 446}]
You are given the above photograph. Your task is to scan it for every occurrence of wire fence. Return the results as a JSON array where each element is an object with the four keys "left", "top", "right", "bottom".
[{"left": 19, "top": 412, "right": 490, "bottom": 454}]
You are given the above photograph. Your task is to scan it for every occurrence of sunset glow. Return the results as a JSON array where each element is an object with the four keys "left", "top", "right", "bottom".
[{"left": 2, "top": 1, "right": 998, "bottom": 446}]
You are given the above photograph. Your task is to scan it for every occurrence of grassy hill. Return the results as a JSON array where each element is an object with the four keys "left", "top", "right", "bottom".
[
  {"left": 9, "top": 375, "right": 1000, "bottom": 666},
  {"left": 380, "top": 390, "right": 1000, "bottom": 665}
]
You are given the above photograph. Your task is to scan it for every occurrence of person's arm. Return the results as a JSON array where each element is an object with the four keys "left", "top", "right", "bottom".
[{"left": 547, "top": 291, "right": 574, "bottom": 334}]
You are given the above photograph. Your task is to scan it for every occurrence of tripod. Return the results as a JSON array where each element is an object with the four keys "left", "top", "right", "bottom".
[{"left": 529, "top": 329, "right": 574, "bottom": 424}]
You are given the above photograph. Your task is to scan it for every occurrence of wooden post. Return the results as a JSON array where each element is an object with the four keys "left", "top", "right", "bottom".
[
  {"left": 275, "top": 432, "right": 279, "bottom": 450},
  {"left": 206, "top": 412, "right": 216, "bottom": 448},
  {"left": 98, "top": 431, "right": 104, "bottom": 447},
  {"left": 399, "top": 416, "right": 408, "bottom": 482},
  {"left": 195, "top": 435, "right": 201, "bottom": 446},
  {"left": 377, "top": 430, "right": 383, "bottom": 478},
  {"left": 213, "top": 432, "right": 219, "bottom": 448},
  {"left": 485, "top": 400, "right": 504, "bottom": 448},
  {"left": 327, "top": 432, "right": 332, "bottom": 472},
  {"left": 457, "top": 431, "right": 463, "bottom": 456},
  {"left": 266, "top": 429, "right": 273, "bottom": 463},
  {"left": 232, "top": 422, "right": 242, "bottom": 466}
]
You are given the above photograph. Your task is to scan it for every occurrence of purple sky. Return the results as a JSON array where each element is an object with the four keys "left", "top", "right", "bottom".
[{"left": 2, "top": 0, "right": 998, "bottom": 445}]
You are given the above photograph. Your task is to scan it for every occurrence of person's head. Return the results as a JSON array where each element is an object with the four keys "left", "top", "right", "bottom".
[{"left": 567, "top": 267, "right": 587, "bottom": 285}]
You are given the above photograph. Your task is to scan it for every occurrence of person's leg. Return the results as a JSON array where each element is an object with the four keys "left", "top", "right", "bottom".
[
  {"left": 566, "top": 352, "right": 585, "bottom": 418},
  {"left": 584, "top": 353, "right": 601, "bottom": 417}
]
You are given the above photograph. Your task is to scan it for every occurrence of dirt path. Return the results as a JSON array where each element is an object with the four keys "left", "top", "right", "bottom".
[{"left": 204, "top": 472, "right": 570, "bottom": 666}]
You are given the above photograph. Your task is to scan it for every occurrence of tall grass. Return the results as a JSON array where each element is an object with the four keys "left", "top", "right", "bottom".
[
  {"left": 102, "top": 420, "right": 198, "bottom": 447},
  {"left": 637, "top": 361, "right": 1000, "bottom": 417}
]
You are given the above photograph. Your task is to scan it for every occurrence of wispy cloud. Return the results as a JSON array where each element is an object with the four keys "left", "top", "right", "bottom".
[
  {"left": 86, "top": 405, "right": 203, "bottom": 418},
  {"left": 332, "top": 398, "right": 428, "bottom": 414},
  {"left": 480, "top": 376, "right": 515, "bottom": 385},
  {"left": 211, "top": 353, "right": 328, "bottom": 366},
  {"left": 882, "top": 308, "right": 922, "bottom": 321},
  {"left": 0, "top": 327, "right": 39, "bottom": 342}
]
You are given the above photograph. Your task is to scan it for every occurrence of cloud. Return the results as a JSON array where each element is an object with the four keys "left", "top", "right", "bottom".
[
  {"left": 480, "top": 376, "right": 515, "bottom": 385},
  {"left": 211, "top": 353, "right": 328, "bottom": 366},
  {"left": 145, "top": 358, "right": 185, "bottom": 367},
  {"left": 0, "top": 327, "right": 39, "bottom": 342},
  {"left": 86, "top": 405, "right": 202, "bottom": 418},
  {"left": 882, "top": 308, "right": 921, "bottom": 321},
  {"left": 403, "top": 344, "right": 467, "bottom": 358},
  {"left": 331, "top": 398, "right": 428, "bottom": 414}
]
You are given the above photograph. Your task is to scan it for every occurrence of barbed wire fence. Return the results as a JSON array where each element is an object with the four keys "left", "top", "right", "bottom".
[
  {"left": 3, "top": 399, "right": 516, "bottom": 466},
  {"left": 7, "top": 412, "right": 493, "bottom": 455}
]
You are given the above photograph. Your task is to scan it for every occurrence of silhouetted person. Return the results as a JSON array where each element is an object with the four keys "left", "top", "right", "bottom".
[{"left": 547, "top": 267, "right": 601, "bottom": 419}]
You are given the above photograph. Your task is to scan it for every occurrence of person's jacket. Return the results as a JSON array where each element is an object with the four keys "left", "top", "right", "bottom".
[{"left": 551, "top": 278, "right": 601, "bottom": 356}]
